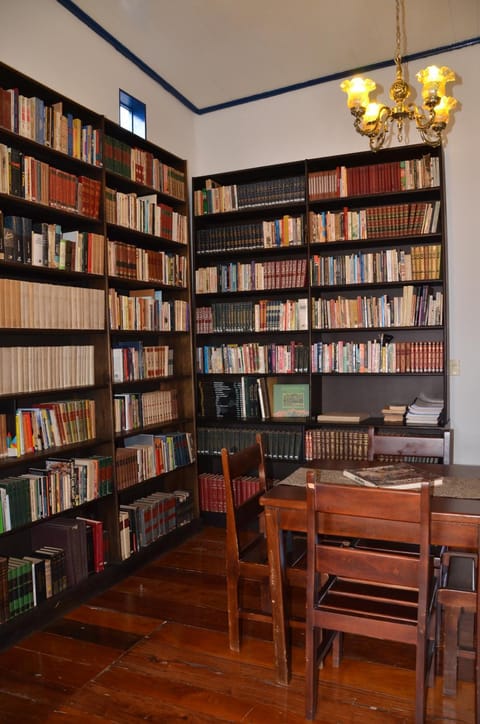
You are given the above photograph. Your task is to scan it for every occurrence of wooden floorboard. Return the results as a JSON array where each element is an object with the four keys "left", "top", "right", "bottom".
[{"left": 0, "top": 526, "right": 475, "bottom": 723}]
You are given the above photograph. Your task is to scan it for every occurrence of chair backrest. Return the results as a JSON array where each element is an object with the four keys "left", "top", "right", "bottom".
[
  {"left": 369, "top": 429, "right": 452, "bottom": 464},
  {"left": 221, "top": 433, "right": 269, "bottom": 565},
  {"left": 306, "top": 470, "right": 433, "bottom": 623}
]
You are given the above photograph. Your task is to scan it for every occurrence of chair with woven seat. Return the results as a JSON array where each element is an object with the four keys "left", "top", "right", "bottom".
[
  {"left": 305, "top": 470, "right": 438, "bottom": 723},
  {"left": 222, "top": 433, "right": 306, "bottom": 652}
]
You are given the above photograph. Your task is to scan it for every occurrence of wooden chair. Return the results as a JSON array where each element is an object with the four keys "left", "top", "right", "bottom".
[
  {"left": 437, "top": 535, "right": 480, "bottom": 719},
  {"left": 369, "top": 429, "right": 453, "bottom": 464},
  {"left": 221, "top": 433, "right": 305, "bottom": 652},
  {"left": 305, "top": 470, "right": 437, "bottom": 723}
]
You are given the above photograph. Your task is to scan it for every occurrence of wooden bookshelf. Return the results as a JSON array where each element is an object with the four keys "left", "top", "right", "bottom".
[
  {"left": 192, "top": 146, "right": 450, "bottom": 510},
  {"left": 0, "top": 61, "right": 198, "bottom": 647}
]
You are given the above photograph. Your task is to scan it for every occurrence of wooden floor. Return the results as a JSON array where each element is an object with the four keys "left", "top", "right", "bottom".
[{"left": 0, "top": 526, "right": 475, "bottom": 723}]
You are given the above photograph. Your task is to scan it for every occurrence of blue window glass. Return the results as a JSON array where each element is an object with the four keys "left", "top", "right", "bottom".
[{"left": 119, "top": 90, "right": 146, "bottom": 139}]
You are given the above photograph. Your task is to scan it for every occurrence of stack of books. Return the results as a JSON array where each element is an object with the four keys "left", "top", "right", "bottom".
[
  {"left": 381, "top": 404, "right": 407, "bottom": 424},
  {"left": 405, "top": 394, "right": 444, "bottom": 426}
]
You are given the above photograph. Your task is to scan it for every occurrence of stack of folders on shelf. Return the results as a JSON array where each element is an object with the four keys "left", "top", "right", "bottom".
[
  {"left": 405, "top": 393, "right": 444, "bottom": 426},
  {"left": 343, "top": 463, "right": 443, "bottom": 490}
]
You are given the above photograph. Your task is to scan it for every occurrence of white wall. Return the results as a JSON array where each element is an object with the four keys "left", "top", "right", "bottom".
[
  {"left": 0, "top": 0, "right": 195, "bottom": 162},
  {"left": 1, "top": 1, "right": 479, "bottom": 463}
]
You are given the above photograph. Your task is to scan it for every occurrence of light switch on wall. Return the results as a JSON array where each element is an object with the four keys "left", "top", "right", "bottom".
[{"left": 449, "top": 359, "right": 460, "bottom": 376}]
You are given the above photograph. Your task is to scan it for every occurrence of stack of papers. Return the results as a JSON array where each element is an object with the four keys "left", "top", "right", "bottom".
[{"left": 405, "top": 393, "right": 444, "bottom": 426}]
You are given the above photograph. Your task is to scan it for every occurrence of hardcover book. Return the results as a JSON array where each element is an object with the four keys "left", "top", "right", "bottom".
[
  {"left": 272, "top": 383, "right": 309, "bottom": 418},
  {"left": 342, "top": 463, "right": 443, "bottom": 490},
  {"left": 316, "top": 411, "right": 370, "bottom": 423}
]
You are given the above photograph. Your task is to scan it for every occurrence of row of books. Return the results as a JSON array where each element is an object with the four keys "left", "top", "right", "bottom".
[
  {"left": 310, "top": 245, "right": 441, "bottom": 287},
  {"left": 196, "top": 341, "right": 309, "bottom": 375},
  {"left": 312, "top": 286, "right": 443, "bottom": 329},
  {"left": 111, "top": 342, "right": 173, "bottom": 383},
  {"left": 198, "top": 473, "right": 262, "bottom": 513},
  {"left": 304, "top": 428, "right": 371, "bottom": 461},
  {"left": 195, "top": 257, "right": 308, "bottom": 294},
  {"left": 197, "top": 426, "right": 303, "bottom": 461},
  {"left": 0, "top": 455, "right": 113, "bottom": 531},
  {"left": 11, "top": 399, "right": 96, "bottom": 457},
  {"left": 0, "top": 145, "right": 101, "bottom": 217},
  {"left": 118, "top": 489, "right": 192, "bottom": 558},
  {"left": 115, "top": 442, "right": 194, "bottom": 490},
  {"left": 308, "top": 154, "right": 440, "bottom": 199},
  {"left": 311, "top": 340, "right": 444, "bottom": 374},
  {"left": 107, "top": 240, "right": 188, "bottom": 285},
  {"left": 308, "top": 201, "right": 440, "bottom": 244},
  {"left": 104, "top": 135, "right": 185, "bottom": 200},
  {"left": 198, "top": 378, "right": 260, "bottom": 420},
  {"left": 0, "top": 91, "right": 102, "bottom": 166},
  {"left": 1, "top": 545, "right": 69, "bottom": 622},
  {"left": 195, "top": 298, "right": 308, "bottom": 335},
  {"left": 105, "top": 188, "right": 187, "bottom": 243},
  {"left": 108, "top": 289, "right": 189, "bottom": 332},
  {"left": 1, "top": 512, "right": 108, "bottom": 623},
  {"left": 194, "top": 176, "right": 305, "bottom": 215},
  {"left": 115, "top": 431, "right": 194, "bottom": 489},
  {"left": 0, "top": 278, "right": 105, "bottom": 329},
  {"left": 0, "top": 344, "right": 94, "bottom": 395},
  {"left": 196, "top": 217, "right": 304, "bottom": 254},
  {"left": 0, "top": 214, "right": 104, "bottom": 274},
  {"left": 113, "top": 389, "right": 178, "bottom": 434}
]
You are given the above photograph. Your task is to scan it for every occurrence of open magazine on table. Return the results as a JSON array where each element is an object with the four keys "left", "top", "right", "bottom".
[{"left": 342, "top": 463, "right": 443, "bottom": 490}]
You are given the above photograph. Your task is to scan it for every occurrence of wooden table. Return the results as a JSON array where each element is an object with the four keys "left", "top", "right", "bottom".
[{"left": 260, "top": 462, "right": 480, "bottom": 685}]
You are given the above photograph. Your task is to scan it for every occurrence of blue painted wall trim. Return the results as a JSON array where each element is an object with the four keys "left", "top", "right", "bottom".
[{"left": 56, "top": 0, "right": 479, "bottom": 116}]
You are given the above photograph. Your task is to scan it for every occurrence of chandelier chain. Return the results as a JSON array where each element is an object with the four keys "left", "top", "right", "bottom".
[{"left": 395, "top": 0, "right": 402, "bottom": 67}]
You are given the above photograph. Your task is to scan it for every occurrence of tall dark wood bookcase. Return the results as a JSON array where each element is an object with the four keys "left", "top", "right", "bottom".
[
  {"left": 0, "top": 61, "right": 198, "bottom": 648},
  {"left": 192, "top": 145, "right": 450, "bottom": 511}
]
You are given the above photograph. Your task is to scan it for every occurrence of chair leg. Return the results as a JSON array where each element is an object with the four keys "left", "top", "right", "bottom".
[
  {"left": 226, "top": 576, "right": 240, "bottom": 652},
  {"left": 332, "top": 631, "right": 343, "bottom": 667},
  {"left": 305, "top": 623, "right": 318, "bottom": 720},
  {"left": 442, "top": 606, "right": 461, "bottom": 696},
  {"left": 415, "top": 639, "right": 427, "bottom": 724}
]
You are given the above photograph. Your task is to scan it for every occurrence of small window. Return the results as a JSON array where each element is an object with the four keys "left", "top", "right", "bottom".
[{"left": 119, "top": 90, "right": 146, "bottom": 139}]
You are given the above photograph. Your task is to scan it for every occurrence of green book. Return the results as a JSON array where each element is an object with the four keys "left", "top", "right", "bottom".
[{"left": 272, "top": 383, "right": 309, "bottom": 418}]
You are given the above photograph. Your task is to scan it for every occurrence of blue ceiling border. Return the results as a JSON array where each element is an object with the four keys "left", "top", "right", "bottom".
[{"left": 56, "top": 0, "right": 480, "bottom": 116}]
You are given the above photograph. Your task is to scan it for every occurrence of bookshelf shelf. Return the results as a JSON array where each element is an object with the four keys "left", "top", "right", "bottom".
[
  {"left": 0, "top": 61, "right": 197, "bottom": 643},
  {"left": 192, "top": 145, "right": 449, "bottom": 509}
]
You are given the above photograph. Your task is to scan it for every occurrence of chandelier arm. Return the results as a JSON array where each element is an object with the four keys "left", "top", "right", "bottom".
[
  {"left": 418, "top": 126, "right": 442, "bottom": 147},
  {"left": 413, "top": 106, "right": 437, "bottom": 131},
  {"left": 352, "top": 105, "right": 391, "bottom": 138}
]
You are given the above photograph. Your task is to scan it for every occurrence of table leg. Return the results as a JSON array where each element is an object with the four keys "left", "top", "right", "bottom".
[{"left": 264, "top": 505, "right": 290, "bottom": 685}]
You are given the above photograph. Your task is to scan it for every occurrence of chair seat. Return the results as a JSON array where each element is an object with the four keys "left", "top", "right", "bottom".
[{"left": 318, "top": 586, "right": 421, "bottom": 626}]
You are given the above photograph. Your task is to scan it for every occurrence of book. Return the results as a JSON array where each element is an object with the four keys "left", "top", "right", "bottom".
[
  {"left": 342, "top": 463, "right": 443, "bottom": 490},
  {"left": 272, "top": 383, "right": 309, "bottom": 418},
  {"left": 316, "top": 412, "right": 370, "bottom": 423}
]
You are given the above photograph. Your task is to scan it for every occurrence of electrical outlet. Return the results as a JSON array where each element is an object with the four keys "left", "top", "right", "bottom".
[{"left": 449, "top": 359, "right": 460, "bottom": 376}]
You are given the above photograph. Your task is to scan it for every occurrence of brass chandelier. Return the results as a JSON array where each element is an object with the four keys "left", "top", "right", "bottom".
[{"left": 340, "top": 0, "right": 457, "bottom": 151}]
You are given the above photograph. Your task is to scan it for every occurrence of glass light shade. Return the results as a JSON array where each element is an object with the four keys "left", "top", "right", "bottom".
[
  {"left": 434, "top": 95, "right": 457, "bottom": 125},
  {"left": 416, "top": 65, "right": 456, "bottom": 105},
  {"left": 340, "top": 77, "right": 376, "bottom": 110},
  {"left": 363, "top": 102, "right": 382, "bottom": 124}
]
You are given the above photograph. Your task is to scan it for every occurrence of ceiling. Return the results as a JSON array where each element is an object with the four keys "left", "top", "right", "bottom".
[{"left": 61, "top": 0, "right": 480, "bottom": 112}]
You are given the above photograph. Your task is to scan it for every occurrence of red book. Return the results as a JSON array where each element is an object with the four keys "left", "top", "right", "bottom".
[{"left": 76, "top": 517, "right": 105, "bottom": 573}]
